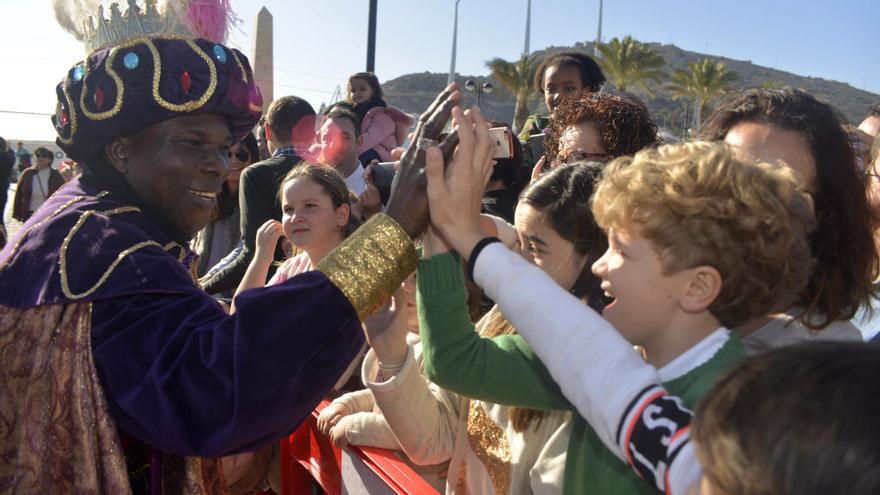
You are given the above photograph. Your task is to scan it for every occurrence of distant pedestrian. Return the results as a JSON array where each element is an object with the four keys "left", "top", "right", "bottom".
[
  {"left": 0, "top": 137, "right": 14, "bottom": 228},
  {"left": 14, "top": 142, "right": 31, "bottom": 173},
  {"left": 12, "top": 146, "right": 64, "bottom": 222}
]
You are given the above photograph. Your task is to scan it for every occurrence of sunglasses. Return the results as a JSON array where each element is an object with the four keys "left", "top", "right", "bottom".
[
  {"left": 228, "top": 149, "right": 250, "bottom": 162},
  {"left": 36, "top": 154, "right": 53, "bottom": 159}
]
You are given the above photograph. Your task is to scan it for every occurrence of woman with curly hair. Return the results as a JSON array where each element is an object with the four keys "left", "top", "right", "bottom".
[
  {"left": 538, "top": 92, "right": 659, "bottom": 174},
  {"left": 702, "top": 87, "right": 879, "bottom": 350}
]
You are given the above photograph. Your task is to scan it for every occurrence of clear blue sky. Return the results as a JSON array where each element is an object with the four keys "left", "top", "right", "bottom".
[{"left": 1, "top": 0, "right": 877, "bottom": 141}]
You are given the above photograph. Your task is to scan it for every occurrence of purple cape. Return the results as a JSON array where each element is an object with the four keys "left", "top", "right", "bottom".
[{"left": 0, "top": 179, "right": 365, "bottom": 457}]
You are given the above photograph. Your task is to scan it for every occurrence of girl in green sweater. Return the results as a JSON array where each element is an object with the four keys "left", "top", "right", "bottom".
[{"left": 362, "top": 162, "right": 606, "bottom": 494}]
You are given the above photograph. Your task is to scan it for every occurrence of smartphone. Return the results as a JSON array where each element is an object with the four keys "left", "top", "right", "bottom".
[
  {"left": 527, "top": 133, "right": 545, "bottom": 161},
  {"left": 489, "top": 127, "right": 514, "bottom": 160}
]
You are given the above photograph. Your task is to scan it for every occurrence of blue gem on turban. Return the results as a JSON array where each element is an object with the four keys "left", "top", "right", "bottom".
[
  {"left": 213, "top": 44, "right": 227, "bottom": 64},
  {"left": 123, "top": 52, "right": 139, "bottom": 70},
  {"left": 72, "top": 64, "right": 84, "bottom": 81}
]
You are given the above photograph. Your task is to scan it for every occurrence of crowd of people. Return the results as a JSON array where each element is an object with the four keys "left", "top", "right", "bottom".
[{"left": 2, "top": 2, "right": 880, "bottom": 495}]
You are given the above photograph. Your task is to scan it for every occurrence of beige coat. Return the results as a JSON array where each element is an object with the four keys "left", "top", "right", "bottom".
[{"left": 364, "top": 342, "right": 571, "bottom": 495}]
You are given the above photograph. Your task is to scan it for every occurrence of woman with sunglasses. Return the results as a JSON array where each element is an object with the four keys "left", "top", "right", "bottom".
[
  {"left": 193, "top": 132, "right": 260, "bottom": 282},
  {"left": 11, "top": 146, "right": 65, "bottom": 222},
  {"left": 536, "top": 92, "right": 659, "bottom": 178}
]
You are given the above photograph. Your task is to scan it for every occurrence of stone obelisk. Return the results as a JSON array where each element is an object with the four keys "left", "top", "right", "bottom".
[{"left": 251, "top": 7, "right": 273, "bottom": 112}]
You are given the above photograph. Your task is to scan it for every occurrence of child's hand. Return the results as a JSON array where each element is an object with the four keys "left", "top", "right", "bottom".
[
  {"left": 329, "top": 423, "right": 350, "bottom": 448},
  {"left": 254, "top": 220, "right": 283, "bottom": 260},
  {"left": 530, "top": 155, "right": 547, "bottom": 183},
  {"left": 363, "top": 288, "right": 410, "bottom": 365},
  {"left": 317, "top": 402, "right": 351, "bottom": 436}
]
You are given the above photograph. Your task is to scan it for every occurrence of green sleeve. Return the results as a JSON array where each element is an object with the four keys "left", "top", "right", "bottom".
[{"left": 417, "top": 251, "right": 570, "bottom": 411}]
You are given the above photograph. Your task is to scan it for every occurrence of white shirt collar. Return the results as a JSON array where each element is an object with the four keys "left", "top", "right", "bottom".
[
  {"left": 344, "top": 162, "right": 367, "bottom": 196},
  {"left": 657, "top": 327, "right": 730, "bottom": 382}
]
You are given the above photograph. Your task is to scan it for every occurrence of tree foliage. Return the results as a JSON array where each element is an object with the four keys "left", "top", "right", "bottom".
[
  {"left": 596, "top": 36, "right": 666, "bottom": 95},
  {"left": 667, "top": 59, "right": 738, "bottom": 128},
  {"left": 486, "top": 53, "right": 539, "bottom": 132}
]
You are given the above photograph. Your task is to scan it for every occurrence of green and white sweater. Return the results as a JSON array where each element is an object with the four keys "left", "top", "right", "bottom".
[{"left": 417, "top": 251, "right": 745, "bottom": 495}]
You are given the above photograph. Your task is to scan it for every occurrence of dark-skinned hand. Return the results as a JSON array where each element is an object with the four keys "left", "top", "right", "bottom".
[{"left": 385, "top": 83, "right": 461, "bottom": 238}]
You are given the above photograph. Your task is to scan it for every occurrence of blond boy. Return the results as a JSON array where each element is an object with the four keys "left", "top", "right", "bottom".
[{"left": 590, "top": 141, "right": 815, "bottom": 369}]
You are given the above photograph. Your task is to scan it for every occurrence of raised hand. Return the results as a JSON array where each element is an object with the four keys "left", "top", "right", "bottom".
[
  {"left": 362, "top": 287, "right": 410, "bottom": 367},
  {"left": 385, "top": 83, "right": 461, "bottom": 238},
  {"left": 530, "top": 155, "right": 548, "bottom": 183},
  {"left": 254, "top": 219, "right": 283, "bottom": 261},
  {"left": 425, "top": 106, "right": 495, "bottom": 260}
]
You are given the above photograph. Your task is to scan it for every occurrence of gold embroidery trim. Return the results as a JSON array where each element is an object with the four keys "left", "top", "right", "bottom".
[
  {"left": 58, "top": 206, "right": 192, "bottom": 300},
  {"left": 147, "top": 38, "right": 218, "bottom": 112},
  {"left": 79, "top": 51, "right": 124, "bottom": 121},
  {"left": 315, "top": 214, "right": 417, "bottom": 320},
  {"left": 466, "top": 402, "right": 512, "bottom": 495},
  {"left": 57, "top": 82, "right": 79, "bottom": 144},
  {"left": 59, "top": 206, "right": 161, "bottom": 300},
  {"left": 0, "top": 192, "right": 109, "bottom": 271},
  {"left": 230, "top": 49, "right": 248, "bottom": 83},
  {"left": 1, "top": 191, "right": 192, "bottom": 299}
]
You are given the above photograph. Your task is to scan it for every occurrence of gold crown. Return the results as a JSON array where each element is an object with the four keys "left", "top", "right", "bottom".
[{"left": 82, "top": 0, "right": 191, "bottom": 53}]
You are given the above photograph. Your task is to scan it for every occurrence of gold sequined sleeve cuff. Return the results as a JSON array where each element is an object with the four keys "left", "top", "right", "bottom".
[{"left": 316, "top": 214, "right": 417, "bottom": 320}]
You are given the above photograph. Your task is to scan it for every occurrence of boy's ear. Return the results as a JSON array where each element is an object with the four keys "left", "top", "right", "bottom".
[{"left": 680, "top": 265, "right": 722, "bottom": 314}]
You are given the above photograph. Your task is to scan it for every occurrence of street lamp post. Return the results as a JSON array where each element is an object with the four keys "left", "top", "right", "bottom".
[
  {"left": 448, "top": 0, "right": 462, "bottom": 85},
  {"left": 367, "top": 0, "right": 378, "bottom": 72},
  {"left": 523, "top": 0, "right": 531, "bottom": 57},
  {"left": 464, "top": 79, "right": 494, "bottom": 108},
  {"left": 594, "top": 0, "right": 603, "bottom": 56}
]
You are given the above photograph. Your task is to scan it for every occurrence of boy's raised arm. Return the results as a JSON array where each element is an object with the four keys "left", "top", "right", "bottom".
[{"left": 473, "top": 241, "right": 702, "bottom": 495}]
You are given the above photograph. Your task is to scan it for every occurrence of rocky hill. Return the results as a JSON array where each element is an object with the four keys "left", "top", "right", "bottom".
[{"left": 382, "top": 40, "right": 878, "bottom": 136}]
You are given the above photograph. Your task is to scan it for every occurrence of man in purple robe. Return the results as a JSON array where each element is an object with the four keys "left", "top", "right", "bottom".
[{"left": 0, "top": 3, "right": 460, "bottom": 493}]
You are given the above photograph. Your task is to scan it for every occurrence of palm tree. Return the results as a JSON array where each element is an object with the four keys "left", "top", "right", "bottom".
[
  {"left": 667, "top": 59, "right": 738, "bottom": 129},
  {"left": 485, "top": 53, "right": 539, "bottom": 133},
  {"left": 595, "top": 36, "right": 666, "bottom": 95}
]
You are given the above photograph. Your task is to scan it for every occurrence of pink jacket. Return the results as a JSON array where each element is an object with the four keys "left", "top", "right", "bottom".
[{"left": 358, "top": 106, "right": 414, "bottom": 162}]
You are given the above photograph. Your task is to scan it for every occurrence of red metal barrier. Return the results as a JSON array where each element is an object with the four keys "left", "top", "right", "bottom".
[{"left": 280, "top": 400, "right": 441, "bottom": 495}]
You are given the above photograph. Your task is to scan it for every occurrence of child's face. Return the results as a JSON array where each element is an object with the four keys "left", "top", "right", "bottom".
[
  {"left": 281, "top": 177, "right": 347, "bottom": 253},
  {"left": 514, "top": 203, "right": 588, "bottom": 292},
  {"left": 350, "top": 78, "right": 374, "bottom": 105},
  {"left": 591, "top": 226, "right": 689, "bottom": 347},
  {"left": 543, "top": 63, "right": 585, "bottom": 112}
]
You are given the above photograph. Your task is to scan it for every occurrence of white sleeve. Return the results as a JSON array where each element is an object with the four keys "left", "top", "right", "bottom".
[{"left": 472, "top": 242, "right": 701, "bottom": 495}]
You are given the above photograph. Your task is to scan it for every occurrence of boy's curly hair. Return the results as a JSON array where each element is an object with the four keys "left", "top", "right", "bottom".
[
  {"left": 592, "top": 142, "right": 816, "bottom": 328},
  {"left": 544, "top": 92, "right": 658, "bottom": 163}
]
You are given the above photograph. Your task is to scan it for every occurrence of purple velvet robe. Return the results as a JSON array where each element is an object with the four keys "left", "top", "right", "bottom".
[{"left": 0, "top": 179, "right": 364, "bottom": 458}]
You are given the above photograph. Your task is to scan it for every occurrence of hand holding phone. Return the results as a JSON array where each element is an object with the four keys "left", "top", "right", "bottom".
[{"left": 488, "top": 127, "right": 513, "bottom": 160}]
